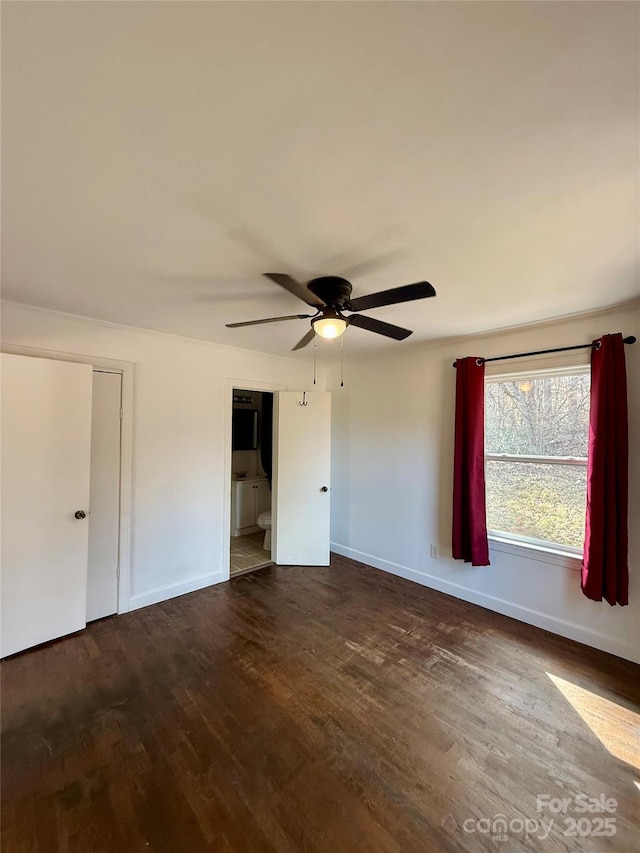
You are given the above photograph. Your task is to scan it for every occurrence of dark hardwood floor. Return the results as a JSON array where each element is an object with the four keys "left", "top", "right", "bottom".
[{"left": 2, "top": 555, "right": 639, "bottom": 852}]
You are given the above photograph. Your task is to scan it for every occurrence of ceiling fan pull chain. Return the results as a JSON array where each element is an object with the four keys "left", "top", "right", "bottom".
[
  {"left": 313, "top": 336, "right": 317, "bottom": 386},
  {"left": 341, "top": 335, "right": 345, "bottom": 387}
]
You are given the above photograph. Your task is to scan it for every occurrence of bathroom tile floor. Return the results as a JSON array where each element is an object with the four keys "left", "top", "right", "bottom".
[{"left": 230, "top": 531, "right": 272, "bottom": 576}]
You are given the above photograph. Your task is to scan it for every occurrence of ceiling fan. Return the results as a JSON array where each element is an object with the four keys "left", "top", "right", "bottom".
[{"left": 226, "top": 274, "right": 437, "bottom": 350}]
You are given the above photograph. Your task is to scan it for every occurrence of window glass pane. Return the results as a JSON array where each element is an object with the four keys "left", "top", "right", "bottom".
[
  {"left": 485, "top": 373, "right": 589, "bottom": 457},
  {"left": 486, "top": 461, "right": 586, "bottom": 549}
]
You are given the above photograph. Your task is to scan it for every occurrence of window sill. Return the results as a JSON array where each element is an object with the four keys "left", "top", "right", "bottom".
[{"left": 488, "top": 535, "right": 582, "bottom": 571}]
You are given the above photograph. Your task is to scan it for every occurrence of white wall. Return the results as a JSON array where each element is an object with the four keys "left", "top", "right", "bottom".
[
  {"left": 1, "top": 302, "right": 315, "bottom": 609},
  {"left": 328, "top": 302, "right": 640, "bottom": 663},
  {"left": 3, "top": 299, "right": 638, "bottom": 660}
]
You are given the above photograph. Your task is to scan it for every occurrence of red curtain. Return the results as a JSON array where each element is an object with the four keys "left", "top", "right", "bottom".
[
  {"left": 581, "top": 333, "right": 629, "bottom": 605},
  {"left": 452, "top": 357, "right": 490, "bottom": 566}
]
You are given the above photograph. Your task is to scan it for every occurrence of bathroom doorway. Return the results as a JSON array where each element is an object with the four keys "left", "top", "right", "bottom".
[{"left": 229, "top": 388, "right": 274, "bottom": 577}]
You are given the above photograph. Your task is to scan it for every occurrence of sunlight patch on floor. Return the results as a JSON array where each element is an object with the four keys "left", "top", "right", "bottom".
[{"left": 547, "top": 672, "right": 640, "bottom": 771}]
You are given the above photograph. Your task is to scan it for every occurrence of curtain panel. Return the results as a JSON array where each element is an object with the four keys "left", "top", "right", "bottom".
[
  {"left": 581, "top": 333, "right": 629, "bottom": 606},
  {"left": 452, "top": 357, "right": 490, "bottom": 566}
]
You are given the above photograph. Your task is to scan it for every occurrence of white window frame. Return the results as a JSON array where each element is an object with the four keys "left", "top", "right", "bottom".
[{"left": 484, "top": 364, "right": 589, "bottom": 569}]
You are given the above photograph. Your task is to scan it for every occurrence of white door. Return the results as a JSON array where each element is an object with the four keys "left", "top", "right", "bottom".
[
  {"left": 1, "top": 354, "right": 93, "bottom": 657},
  {"left": 273, "top": 391, "right": 331, "bottom": 566},
  {"left": 86, "top": 370, "right": 121, "bottom": 621}
]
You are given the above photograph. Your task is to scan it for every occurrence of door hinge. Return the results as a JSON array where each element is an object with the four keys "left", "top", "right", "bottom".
[
  {"left": 116, "top": 564, "right": 120, "bottom": 579},
  {"left": 119, "top": 408, "right": 123, "bottom": 420}
]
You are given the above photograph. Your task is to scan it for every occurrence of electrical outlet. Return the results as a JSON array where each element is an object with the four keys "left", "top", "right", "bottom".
[{"left": 430, "top": 544, "right": 439, "bottom": 559}]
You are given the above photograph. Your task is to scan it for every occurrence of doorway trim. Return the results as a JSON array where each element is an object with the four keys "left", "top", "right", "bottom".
[
  {"left": 1, "top": 343, "right": 134, "bottom": 613},
  {"left": 223, "top": 378, "right": 284, "bottom": 579}
]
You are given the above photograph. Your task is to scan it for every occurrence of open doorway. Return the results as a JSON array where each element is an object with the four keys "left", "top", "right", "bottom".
[{"left": 229, "top": 388, "right": 274, "bottom": 576}]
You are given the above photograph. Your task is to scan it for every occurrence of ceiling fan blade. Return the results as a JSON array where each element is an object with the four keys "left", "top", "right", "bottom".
[
  {"left": 347, "top": 313, "right": 413, "bottom": 340},
  {"left": 264, "top": 273, "right": 325, "bottom": 308},
  {"left": 347, "top": 281, "right": 436, "bottom": 312},
  {"left": 226, "top": 313, "right": 312, "bottom": 328},
  {"left": 291, "top": 328, "right": 315, "bottom": 351}
]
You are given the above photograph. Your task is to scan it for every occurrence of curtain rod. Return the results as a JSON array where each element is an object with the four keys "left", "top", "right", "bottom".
[{"left": 452, "top": 335, "right": 636, "bottom": 368}]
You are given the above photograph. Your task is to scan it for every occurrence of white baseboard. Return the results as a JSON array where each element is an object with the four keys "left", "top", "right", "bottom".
[
  {"left": 128, "top": 570, "right": 227, "bottom": 612},
  {"left": 331, "top": 543, "right": 639, "bottom": 664}
]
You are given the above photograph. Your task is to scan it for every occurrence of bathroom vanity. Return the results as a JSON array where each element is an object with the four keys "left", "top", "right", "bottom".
[{"left": 231, "top": 477, "right": 270, "bottom": 537}]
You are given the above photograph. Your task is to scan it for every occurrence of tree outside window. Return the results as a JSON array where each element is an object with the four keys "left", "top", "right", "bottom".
[{"left": 485, "top": 369, "right": 590, "bottom": 551}]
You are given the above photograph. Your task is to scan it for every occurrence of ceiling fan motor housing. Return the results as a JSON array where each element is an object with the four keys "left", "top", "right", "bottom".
[{"left": 307, "top": 276, "right": 353, "bottom": 308}]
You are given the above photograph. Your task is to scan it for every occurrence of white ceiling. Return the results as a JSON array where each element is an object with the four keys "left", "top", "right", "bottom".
[{"left": 2, "top": 1, "right": 638, "bottom": 357}]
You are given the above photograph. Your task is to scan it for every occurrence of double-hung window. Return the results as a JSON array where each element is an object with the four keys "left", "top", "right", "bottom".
[{"left": 484, "top": 366, "right": 590, "bottom": 556}]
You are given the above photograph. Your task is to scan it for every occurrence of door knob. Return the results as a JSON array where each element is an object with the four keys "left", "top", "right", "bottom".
[
  {"left": 74, "top": 510, "right": 86, "bottom": 520},
  {"left": 320, "top": 486, "right": 328, "bottom": 493}
]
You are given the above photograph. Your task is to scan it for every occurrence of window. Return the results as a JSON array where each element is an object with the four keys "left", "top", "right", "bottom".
[{"left": 484, "top": 367, "right": 590, "bottom": 555}]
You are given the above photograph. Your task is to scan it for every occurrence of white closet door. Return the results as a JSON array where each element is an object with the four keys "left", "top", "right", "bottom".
[
  {"left": 86, "top": 371, "right": 121, "bottom": 622},
  {"left": 1, "top": 354, "right": 93, "bottom": 657},
  {"left": 273, "top": 391, "right": 331, "bottom": 566}
]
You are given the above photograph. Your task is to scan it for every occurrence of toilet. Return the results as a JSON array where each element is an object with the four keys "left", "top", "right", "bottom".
[{"left": 257, "top": 510, "right": 271, "bottom": 551}]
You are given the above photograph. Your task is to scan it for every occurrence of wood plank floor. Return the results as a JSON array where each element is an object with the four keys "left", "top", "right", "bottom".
[{"left": 2, "top": 555, "right": 639, "bottom": 852}]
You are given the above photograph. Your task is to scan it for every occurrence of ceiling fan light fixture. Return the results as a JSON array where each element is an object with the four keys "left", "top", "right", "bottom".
[{"left": 312, "top": 313, "right": 347, "bottom": 340}]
